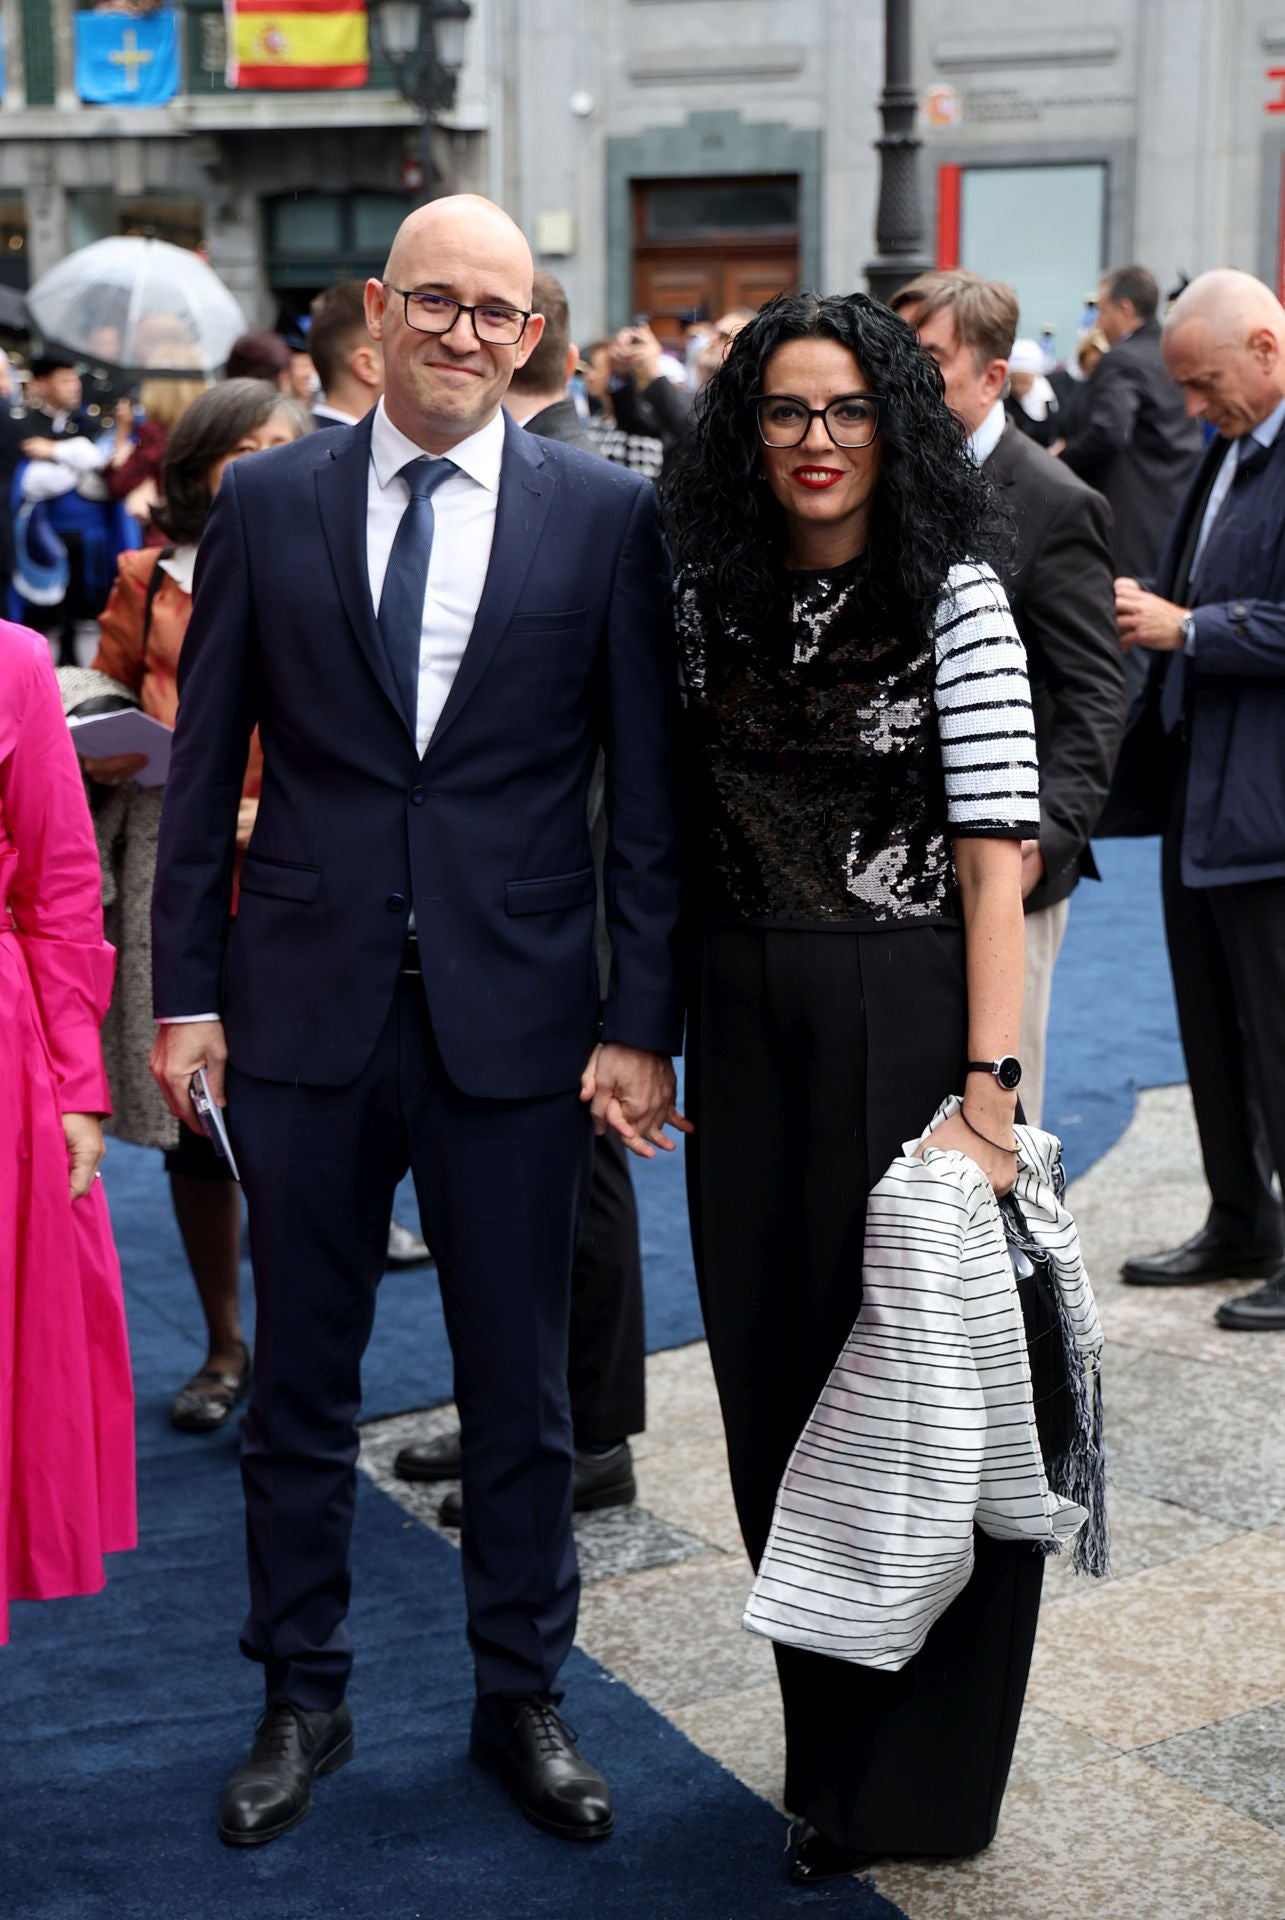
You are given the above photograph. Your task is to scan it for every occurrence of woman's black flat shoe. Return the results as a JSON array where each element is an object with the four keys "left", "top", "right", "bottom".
[
  {"left": 170, "top": 1343, "right": 252, "bottom": 1433},
  {"left": 789, "top": 1824, "right": 880, "bottom": 1885}
]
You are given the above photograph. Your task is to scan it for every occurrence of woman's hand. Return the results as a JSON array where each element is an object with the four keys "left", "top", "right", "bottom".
[
  {"left": 63, "top": 1112, "right": 106, "bottom": 1199},
  {"left": 919, "top": 1107, "right": 1017, "bottom": 1197},
  {"left": 82, "top": 752, "right": 148, "bottom": 787}
]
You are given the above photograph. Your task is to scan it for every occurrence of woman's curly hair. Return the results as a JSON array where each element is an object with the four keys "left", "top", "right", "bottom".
[{"left": 663, "top": 290, "right": 1010, "bottom": 640}]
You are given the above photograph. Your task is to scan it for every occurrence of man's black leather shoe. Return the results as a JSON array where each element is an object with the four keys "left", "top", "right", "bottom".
[
  {"left": 1121, "top": 1226, "right": 1283, "bottom": 1287},
  {"left": 789, "top": 1824, "right": 879, "bottom": 1884},
  {"left": 218, "top": 1701, "right": 353, "bottom": 1847},
  {"left": 470, "top": 1694, "right": 613, "bottom": 1841},
  {"left": 1215, "top": 1272, "right": 1285, "bottom": 1331},
  {"left": 393, "top": 1429, "right": 462, "bottom": 1482},
  {"left": 435, "top": 1440, "right": 635, "bottom": 1528}
]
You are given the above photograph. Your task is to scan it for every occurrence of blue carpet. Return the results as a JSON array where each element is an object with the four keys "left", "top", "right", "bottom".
[{"left": 1, "top": 1372, "right": 903, "bottom": 1920}]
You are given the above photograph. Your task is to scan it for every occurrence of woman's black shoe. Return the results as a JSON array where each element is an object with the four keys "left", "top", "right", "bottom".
[
  {"left": 789, "top": 1824, "right": 879, "bottom": 1884},
  {"left": 170, "top": 1341, "right": 252, "bottom": 1433},
  {"left": 218, "top": 1700, "right": 354, "bottom": 1846}
]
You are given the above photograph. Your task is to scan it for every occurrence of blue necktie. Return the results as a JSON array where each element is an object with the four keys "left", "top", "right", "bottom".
[{"left": 377, "top": 456, "right": 455, "bottom": 733}]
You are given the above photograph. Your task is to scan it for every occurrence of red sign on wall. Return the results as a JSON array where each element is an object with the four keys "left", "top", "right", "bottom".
[{"left": 1266, "top": 66, "right": 1285, "bottom": 111}]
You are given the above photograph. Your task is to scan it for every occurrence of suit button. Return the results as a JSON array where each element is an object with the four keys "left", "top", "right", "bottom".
[
  {"left": 410, "top": 788, "right": 425, "bottom": 807},
  {"left": 385, "top": 892, "right": 407, "bottom": 912}
]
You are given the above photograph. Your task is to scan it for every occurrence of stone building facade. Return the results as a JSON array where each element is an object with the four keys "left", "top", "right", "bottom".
[{"left": 3, "top": 1, "right": 1285, "bottom": 351}]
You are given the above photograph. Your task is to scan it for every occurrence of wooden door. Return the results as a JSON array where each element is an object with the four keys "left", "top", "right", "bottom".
[{"left": 631, "top": 178, "right": 800, "bottom": 344}]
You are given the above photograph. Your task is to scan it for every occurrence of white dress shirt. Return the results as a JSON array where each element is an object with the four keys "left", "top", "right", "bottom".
[
  {"left": 368, "top": 398, "right": 503, "bottom": 756},
  {"left": 160, "top": 400, "right": 505, "bottom": 1022},
  {"left": 967, "top": 398, "right": 1007, "bottom": 468}
]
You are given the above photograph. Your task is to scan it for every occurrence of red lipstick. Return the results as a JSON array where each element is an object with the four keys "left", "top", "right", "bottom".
[{"left": 791, "top": 465, "right": 844, "bottom": 490}]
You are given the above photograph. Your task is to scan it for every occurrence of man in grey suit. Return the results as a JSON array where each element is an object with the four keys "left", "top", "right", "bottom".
[{"left": 392, "top": 268, "right": 648, "bottom": 1515}]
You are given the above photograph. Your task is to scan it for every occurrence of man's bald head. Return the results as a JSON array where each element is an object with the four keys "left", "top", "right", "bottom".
[
  {"left": 383, "top": 195, "right": 534, "bottom": 304},
  {"left": 365, "top": 195, "right": 544, "bottom": 453},
  {"left": 1162, "top": 268, "right": 1285, "bottom": 438}
]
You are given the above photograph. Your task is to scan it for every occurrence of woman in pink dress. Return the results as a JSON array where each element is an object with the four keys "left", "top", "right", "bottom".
[{"left": 0, "top": 618, "right": 136, "bottom": 1645}]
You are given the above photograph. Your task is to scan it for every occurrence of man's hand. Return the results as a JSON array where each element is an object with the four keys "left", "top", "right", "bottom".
[
  {"left": 62, "top": 1112, "right": 106, "bottom": 1199},
  {"left": 20, "top": 436, "right": 59, "bottom": 461},
  {"left": 610, "top": 325, "right": 664, "bottom": 387},
  {"left": 580, "top": 1043, "right": 692, "bottom": 1159},
  {"left": 150, "top": 1018, "right": 228, "bottom": 1132},
  {"left": 1115, "top": 576, "right": 1188, "bottom": 653},
  {"left": 1020, "top": 838, "right": 1045, "bottom": 899},
  {"left": 236, "top": 797, "right": 259, "bottom": 851}
]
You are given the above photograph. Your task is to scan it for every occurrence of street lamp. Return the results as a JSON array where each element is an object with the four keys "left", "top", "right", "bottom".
[
  {"left": 864, "top": 0, "right": 931, "bottom": 306},
  {"left": 377, "top": 0, "right": 473, "bottom": 203}
]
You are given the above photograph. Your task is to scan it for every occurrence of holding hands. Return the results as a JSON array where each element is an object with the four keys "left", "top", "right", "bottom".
[{"left": 580, "top": 1043, "right": 692, "bottom": 1159}]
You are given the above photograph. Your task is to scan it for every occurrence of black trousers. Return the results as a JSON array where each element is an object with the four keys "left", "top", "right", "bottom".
[
  {"left": 570, "top": 1129, "right": 645, "bottom": 1444},
  {"left": 686, "top": 925, "right": 1044, "bottom": 1857},
  {"left": 226, "top": 970, "right": 592, "bottom": 1710},
  {"left": 1162, "top": 781, "right": 1285, "bottom": 1251}
]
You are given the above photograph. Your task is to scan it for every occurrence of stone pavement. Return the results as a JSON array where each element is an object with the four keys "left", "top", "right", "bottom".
[{"left": 360, "top": 1086, "right": 1285, "bottom": 1920}]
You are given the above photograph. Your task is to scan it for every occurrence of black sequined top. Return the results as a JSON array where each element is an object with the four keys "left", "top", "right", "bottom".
[{"left": 678, "top": 556, "right": 1039, "bottom": 929}]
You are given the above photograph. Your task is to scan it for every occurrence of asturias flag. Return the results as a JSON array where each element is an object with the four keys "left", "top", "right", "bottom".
[
  {"left": 226, "top": 0, "right": 370, "bottom": 89},
  {"left": 75, "top": 9, "right": 180, "bottom": 107}
]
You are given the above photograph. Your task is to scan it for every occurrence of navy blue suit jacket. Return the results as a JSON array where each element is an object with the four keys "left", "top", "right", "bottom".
[
  {"left": 152, "top": 409, "right": 684, "bottom": 1096},
  {"left": 1106, "top": 424, "right": 1285, "bottom": 888}
]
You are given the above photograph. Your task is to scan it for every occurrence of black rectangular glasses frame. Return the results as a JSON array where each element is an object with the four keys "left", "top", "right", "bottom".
[
  {"left": 385, "top": 284, "right": 531, "bottom": 344},
  {"left": 749, "top": 391, "right": 884, "bottom": 449}
]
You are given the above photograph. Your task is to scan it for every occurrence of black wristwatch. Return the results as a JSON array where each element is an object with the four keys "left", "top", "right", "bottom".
[{"left": 966, "top": 1056, "right": 1022, "bottom": 1091}]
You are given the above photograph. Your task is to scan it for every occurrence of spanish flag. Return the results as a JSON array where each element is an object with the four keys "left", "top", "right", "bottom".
[{"left": 225, "top": 0, "right": 369, "bottom": 89}]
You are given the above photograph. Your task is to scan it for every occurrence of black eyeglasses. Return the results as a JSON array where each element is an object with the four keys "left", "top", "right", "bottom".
[
  {"left": 750, "top": 391, "right": 884, "bottom": 450},
  {"left": 385, "top": 285, "right": 531, "bottom": 347}
]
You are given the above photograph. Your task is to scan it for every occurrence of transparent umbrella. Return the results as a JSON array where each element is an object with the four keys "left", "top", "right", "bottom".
[{"left": 25, "top": 235, "right": 246, "bottom": 374}]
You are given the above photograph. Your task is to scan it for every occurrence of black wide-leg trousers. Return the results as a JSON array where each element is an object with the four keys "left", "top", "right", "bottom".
[
  {"left": 686, "top": 924, "right": 1044, "bottom": 1858},
  {"left": 227, "top": 970, "right": 592, "bottom": 1711}
]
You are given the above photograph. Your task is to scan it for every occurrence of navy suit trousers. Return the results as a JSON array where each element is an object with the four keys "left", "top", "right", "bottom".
[{"left": 227, "top": 966, "right": 591, "bottom": 1709}]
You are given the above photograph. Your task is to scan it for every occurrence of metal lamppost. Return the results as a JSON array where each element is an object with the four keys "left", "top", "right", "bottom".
[
  {"left": 377, "top": 0, "right": 472, "bottom": 203},
  {"left": 864, "top": 0, "right": 931, "bottom": 306}
]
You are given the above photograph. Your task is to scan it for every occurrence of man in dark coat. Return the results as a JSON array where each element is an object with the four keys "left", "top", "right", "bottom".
[
  {"left": 392, "top": 267, "right": 647, "bottom": 1520},
  {"left": 1109, "top": 268, "right": 1285, "bottom": 1332},
  {"left": 1059, "top": 266, "right": 1202, "bottom": 697},
  {"left": 894, "top": 270, "right": 1126, "bottom": 1126}
]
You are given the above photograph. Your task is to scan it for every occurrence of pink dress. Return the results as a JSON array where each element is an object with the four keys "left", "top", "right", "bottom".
[{"left": 0, "top": 620, "right": 136, "bottom": 1644}]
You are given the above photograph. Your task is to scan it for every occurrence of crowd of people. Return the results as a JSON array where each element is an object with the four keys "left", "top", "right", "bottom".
[{"left": 2, "top": 194, "right": 1283, "bottom": 1895}]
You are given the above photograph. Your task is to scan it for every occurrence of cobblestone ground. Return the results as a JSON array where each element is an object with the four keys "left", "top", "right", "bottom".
[{"left": 360, "top": 1086, "right": 1285, "bottom": 1920}]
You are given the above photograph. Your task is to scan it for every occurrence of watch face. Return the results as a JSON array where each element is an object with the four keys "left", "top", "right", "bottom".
[{"left": 996, "top": 1055, "right": 1023, "bottom": 1091}]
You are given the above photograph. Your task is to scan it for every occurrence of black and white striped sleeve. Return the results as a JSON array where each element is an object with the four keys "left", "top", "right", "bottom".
[{"left": 933, "top": 559, "right": 1040, "bottom": 838}]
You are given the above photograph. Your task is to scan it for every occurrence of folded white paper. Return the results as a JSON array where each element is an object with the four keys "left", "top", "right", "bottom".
[{"left": 67, "top": 708, "right": 173, "bottom": 788}]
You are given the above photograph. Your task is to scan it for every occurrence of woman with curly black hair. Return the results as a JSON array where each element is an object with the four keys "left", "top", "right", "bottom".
[{"left": 669, "top": 292, "right": 1044, "bottom": 1882}]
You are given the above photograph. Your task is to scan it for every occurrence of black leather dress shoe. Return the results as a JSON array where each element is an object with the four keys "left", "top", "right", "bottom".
[
  {"left": 218, "top": 1700, "right": 353, "bottom": 1847},
  {"left": 470, "top": 1694, "right": 613, "bottom": 1841},
  {"left": 393, "top": 1429, "right": 462, "bottom": 1482},
  {"left": 1121, "top": 1226, "right": 1283, "bottom": 1287},
  {"left": 789, "top": 1824, "right": 879, "bottom": 1884},
  {"left": 434, "top": 1441, "right": 636, "bottom": 1529},
  {"left": 1215, "top": 1271, "right": 1285, "bottom": 1331}
]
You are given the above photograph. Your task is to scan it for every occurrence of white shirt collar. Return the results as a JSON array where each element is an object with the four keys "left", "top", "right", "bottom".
[
  {"left": 313, "top": 401, "right": 360, "bottom": 426},
  {"left": 1250, "top": 395, "right": 1285, "bottom": 450},
  {"left": 158, "top": 542, "right": 198, "bottom": 594},
  {"left": 968, "top": 398, "right": 1007, "bottom": 468},
  {"left": 370, "top": 396, "right": 505, "bottom": 495}
]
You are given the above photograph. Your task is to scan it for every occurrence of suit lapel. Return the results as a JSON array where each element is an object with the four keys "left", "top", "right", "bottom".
[
  {"left": 314, "top": 413, "right": 411, "bottom": 734},
  {"left": 426, "top": 413, "right": 554, "bottom": 757}
]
